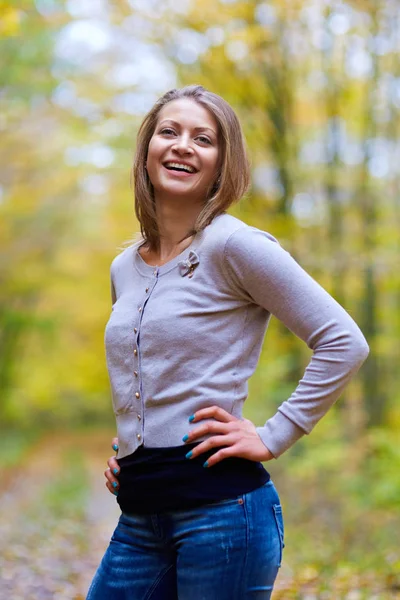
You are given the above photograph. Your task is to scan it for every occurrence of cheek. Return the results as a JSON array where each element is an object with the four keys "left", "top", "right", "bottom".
[
  {"left": 146, "top": 142, "right": 161, "bottom": 180},
  {"left": 208, "top": 145, "right": 220, "bottom": 167},
  {"left": 205, "top": 152, "right": 220, "bottom": 178},
  {"left": 146, "top": 140, "right": 157, "bottom": 164}
]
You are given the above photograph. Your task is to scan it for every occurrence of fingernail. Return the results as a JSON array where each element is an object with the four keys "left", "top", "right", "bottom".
[
  {"left": 185, "top": 450, "right": 193, "bottom": 459},
  {"left": 203, "top": 461, "right": 209, "bottom": 468},
  {"left": 113, "top": 468, "right": 119, "bottom": 475},
  {"left": 188, "top": 414, "right": 195, "bottom": 422},
  {"left": 112, "top": 444, "right": 118, "bottom": 451},
  {"left": 182, "top": 434, "right": 189, "bottom": 442},
  {"left": 112, "top": 491, "right": 118, "bottom": 496},
  {"left": 112, "top": 482, "right": 118, "bottom": 489}
]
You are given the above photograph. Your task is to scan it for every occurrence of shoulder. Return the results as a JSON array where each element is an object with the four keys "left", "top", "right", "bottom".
[
  {"left": 204, "top": 212, "right": 246, "bottom": 241},
  {"left": 205, "top": 212, "right": 278, "bottom": 243},
  {"left": 203, "top": 213, "right": 281, "bottom": 259},
  {"left": 202, "top": 213, "right": 278, "bottom": 249},
  {"left": 110, "top": 241, "right": 141, "bottom": 279},
  {"left": 225, "top": 222, "right": 280, "bottom": 254},
  {"left": 197, "top": 213, "right": 288, "bottom": 291}
]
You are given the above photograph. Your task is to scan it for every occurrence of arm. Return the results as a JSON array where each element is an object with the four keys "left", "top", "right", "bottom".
[
  {"left": 104, "top": 267, "right": 120, "bottom": 495},
  {"left": 223, "top": 227, "right": 369, "bottom": 458}
]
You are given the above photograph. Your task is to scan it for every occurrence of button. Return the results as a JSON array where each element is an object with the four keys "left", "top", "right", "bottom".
[
  {"left": 134, "top": 371, "right": 138, "bottom": 377},
  {"left": 137, "top": 433, "right": 141, "bottom": 441},
  {"left": 135, "top": 392, "right": 140, "bottom": 399},
  {"left": 145, "top": 287, "right": 149, "bottom": 293},
  {"left": 153, "top": 270, "right": 157, "bottom": 276},
  {"left": 138, "top": 306, "right": 142, "bottom": 312},
  {"left": 137, "top": 414, "right": 141, "bottom": 421},
  {"left": 133, "top": 348, "right": 137, "bottom": 356},
  {"left": 134, "top": 328, "right": 137, "bottom": 333}
]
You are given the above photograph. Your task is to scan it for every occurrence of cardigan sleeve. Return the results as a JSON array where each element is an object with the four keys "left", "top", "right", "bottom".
[
  {"left": 111, "top": 273, "right": 116, "bottom": 306},
  {"left": 224, "top": 226, "right": 369, "bottom": 458},
  {"left": 110, "top": 253, "right": 120, "bottom": 307}
]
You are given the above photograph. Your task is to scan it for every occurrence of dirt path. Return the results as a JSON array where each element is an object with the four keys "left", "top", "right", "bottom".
[
  {"left": 0, "top": 430, "right": 120, "bottom": 600},
  {"left": 76, "top": 434, "right": 121, "bottom": 597}
]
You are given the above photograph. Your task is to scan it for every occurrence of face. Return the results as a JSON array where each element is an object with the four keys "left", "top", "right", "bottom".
[{"left": 146, "top": 98, "right": 220, "bottom": 204}]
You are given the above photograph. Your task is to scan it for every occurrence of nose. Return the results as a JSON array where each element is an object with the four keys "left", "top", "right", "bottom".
[{"left": 172, "top": 133, "right": 193, "bottom": 155}]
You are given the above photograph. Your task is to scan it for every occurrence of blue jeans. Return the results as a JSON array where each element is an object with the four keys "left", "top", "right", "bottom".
[{"left": 86, "top": 480, "right": 284, "bottom": 600}]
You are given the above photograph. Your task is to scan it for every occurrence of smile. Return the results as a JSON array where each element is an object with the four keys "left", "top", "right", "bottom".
[{"left": 163, "top": 162, "right": 197, "bottom": 174}]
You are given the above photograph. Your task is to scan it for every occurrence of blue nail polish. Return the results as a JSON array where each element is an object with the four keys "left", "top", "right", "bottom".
[
  {"left": 112, "top": 482, "right": 118, "bottom": 489},
  {"left": 113, "top": 491, "right": 118, "bottom": 496},
  {"left": 185, "top": 450, "right": 193, "bottom": 459},
  {"left": 203, "top": 461, "right": 209, "bottom": 468},
  {"left": 188, "top": 414, "right": 195, "bottom": 422},
  {"left": 112, "top": 444, "right": 118, "bottom": 451},
  {"left": 113, "top": 468, "right": 119, "bottom": 475},
  {"left": 182, "top": 434, "right": 189, "bottom": 442}
]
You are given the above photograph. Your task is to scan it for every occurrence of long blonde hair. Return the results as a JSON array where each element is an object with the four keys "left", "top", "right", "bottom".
[{"left": 132, "top": 85, "right": 250, "bottom": 251}]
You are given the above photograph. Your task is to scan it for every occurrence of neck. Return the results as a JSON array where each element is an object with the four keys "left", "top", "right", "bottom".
[{"left": 154, "top": 194, "right": 203, "bottom": 258}]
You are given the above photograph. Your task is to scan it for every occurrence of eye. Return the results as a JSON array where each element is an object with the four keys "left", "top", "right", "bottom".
[
  {"left": 196, "top": 135, "right": 212, "bottom": 145},
  {"left": 160, "top": 128, "right": 176, "bottom": 135}
]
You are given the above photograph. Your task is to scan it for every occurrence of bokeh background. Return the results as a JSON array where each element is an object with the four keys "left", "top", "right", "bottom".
[{"left": 1, "top": 0, "right": 399, "bottom": 598}]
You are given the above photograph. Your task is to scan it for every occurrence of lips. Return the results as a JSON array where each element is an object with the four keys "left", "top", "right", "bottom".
[{"left": 163, "top": 161, "right": 198, "bottom": 174}]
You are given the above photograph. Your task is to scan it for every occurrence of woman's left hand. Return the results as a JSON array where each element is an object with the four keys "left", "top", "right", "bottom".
[{"left": 183, "top": 406, "right": 275, "bottom": 467}]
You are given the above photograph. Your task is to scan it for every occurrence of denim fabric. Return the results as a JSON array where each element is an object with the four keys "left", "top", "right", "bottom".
[{"left": 86, "top": 480, "right": 284, "bottom": 600}]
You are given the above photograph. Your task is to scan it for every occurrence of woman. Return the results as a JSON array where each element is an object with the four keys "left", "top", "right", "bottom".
[{"left": 87, "top": 85, "right": 369, "bottom": 600}]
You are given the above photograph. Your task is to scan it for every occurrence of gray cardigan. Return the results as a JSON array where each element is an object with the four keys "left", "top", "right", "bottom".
[{"left": 105, "top": 213, "right": 369, "bottom": 460}]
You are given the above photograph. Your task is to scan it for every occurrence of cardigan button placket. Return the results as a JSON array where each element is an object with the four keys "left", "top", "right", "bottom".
[{"left": 133, "top": 267, "right": 159, "bottom": 446}]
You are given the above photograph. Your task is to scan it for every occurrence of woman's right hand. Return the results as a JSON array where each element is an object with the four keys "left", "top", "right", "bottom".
[{"left": 105, "top": 437, "right": 120, "bottom": 496}]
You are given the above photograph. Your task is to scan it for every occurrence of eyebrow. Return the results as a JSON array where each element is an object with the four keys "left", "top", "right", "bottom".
[{"left": 158, "top": 119, "right": 217, "bottom": 136}]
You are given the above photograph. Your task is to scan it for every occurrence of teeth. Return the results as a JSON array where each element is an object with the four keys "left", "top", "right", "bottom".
[{"left": 165, "top": 162, "right": 196, "bottom": 173}]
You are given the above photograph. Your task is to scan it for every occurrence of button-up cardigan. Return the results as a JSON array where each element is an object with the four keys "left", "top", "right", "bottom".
[{"left": 105, "top": 213, "right": 369, "bottom": 460}]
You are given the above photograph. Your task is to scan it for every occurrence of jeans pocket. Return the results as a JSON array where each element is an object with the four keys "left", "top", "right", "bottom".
[{"left": 272, "top": 504, "right": 285, "bottom": 567}]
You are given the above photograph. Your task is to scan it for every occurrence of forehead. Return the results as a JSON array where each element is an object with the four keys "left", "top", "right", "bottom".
[{"left": 157, "top": 98, "right": 218, "bottom": 132}]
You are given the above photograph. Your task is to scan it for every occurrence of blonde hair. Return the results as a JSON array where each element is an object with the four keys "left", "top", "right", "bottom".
[{"left": 132, "top": 85, "right": 250, "bottom": 251}]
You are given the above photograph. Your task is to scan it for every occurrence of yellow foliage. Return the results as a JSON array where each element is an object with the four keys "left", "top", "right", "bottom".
[{"left": 0, "top": 7, "right": 21, "bottom": 36}]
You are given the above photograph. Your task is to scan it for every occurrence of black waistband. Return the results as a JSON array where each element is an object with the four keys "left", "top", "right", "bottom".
[{"left": 116, "top": 443, "right": 270, "bottom": 514}]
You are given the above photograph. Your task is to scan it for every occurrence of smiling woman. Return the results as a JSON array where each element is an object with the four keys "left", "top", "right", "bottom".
[
  {"left": 146, "top": 98, "right": 220, "bottom": 206},
  {"left": 86, "top": 85, "right": 369, "bottom": 600},
  {"left": 132, "top": 85, "right": 250, "bottom": 257}
]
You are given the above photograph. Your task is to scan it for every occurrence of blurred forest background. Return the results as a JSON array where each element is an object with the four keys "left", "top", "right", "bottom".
[{"left": 1, "top": 0, "right": 399, "bottom": 598}]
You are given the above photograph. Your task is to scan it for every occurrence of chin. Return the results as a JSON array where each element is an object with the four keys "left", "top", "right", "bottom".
[{"left": 158, "top": 184, "right": 205, "bottom": 200}]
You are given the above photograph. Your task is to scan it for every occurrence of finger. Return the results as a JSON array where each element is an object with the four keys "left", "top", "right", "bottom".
[
  {"left": 111, "top": 437, "right": 119, "bottom": 452},
  {"left": 203, "top": 446, "right": 238, "bottom": 468},
  {"left": 106, "top": 481, "right": 119, "bottom": 496},
  {"left": 104, "top": 467, "right": 120, "bottom": 491},
  {"left": 185, "top": 435, "right": 236, "bottom": 460},
  {"left": 183, "top": 420, "right": 232, "bottom": 442},
  {"left": 107, "top": 456, "right": 120, "bottom": 476},
  {"left": 189, "top": 406, "right": 238, "bottom": 424}
]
